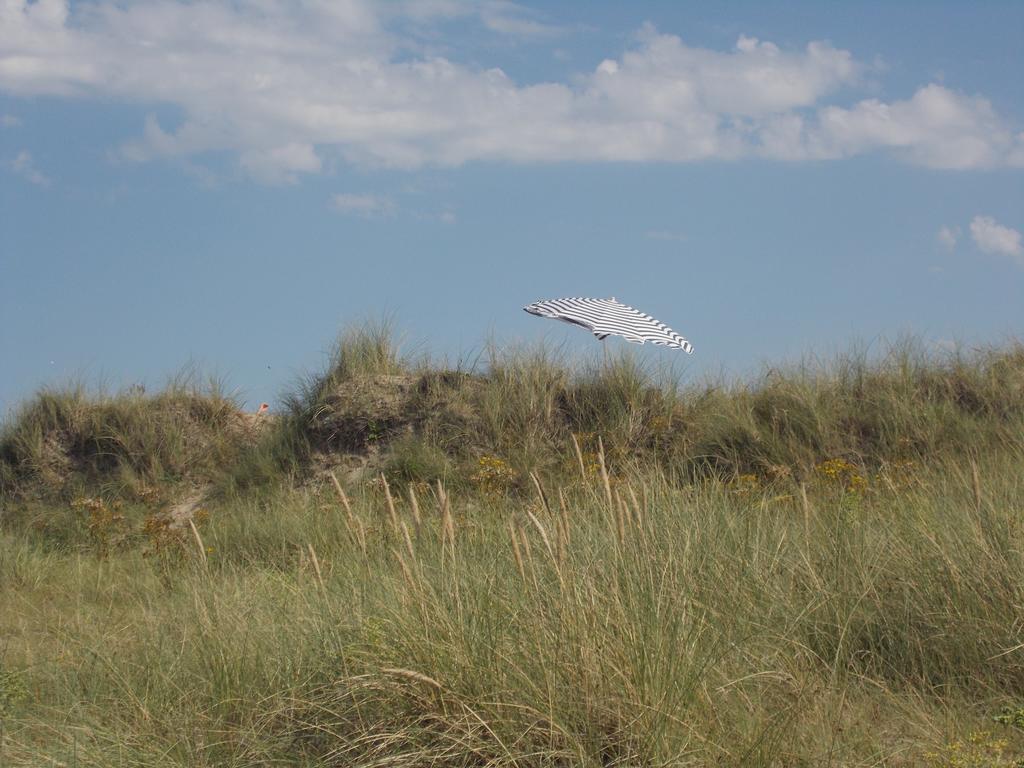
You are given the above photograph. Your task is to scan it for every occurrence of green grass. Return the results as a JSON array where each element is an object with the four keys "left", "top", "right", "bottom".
[
  {"left": 2, "top": 456, "right": 1023, "bottom": 765},
  {"left": 278, "top": 330, "right": 1023, "bottom": 489},
  {"left": 210, "top": 328, "right": 1024, "bottom": 495},
  {"left": 1, "top": 328, "right": 1024, "bottom": 765},
  {"left": 0, "top": 371, "right": 246, "bottom": 502}
]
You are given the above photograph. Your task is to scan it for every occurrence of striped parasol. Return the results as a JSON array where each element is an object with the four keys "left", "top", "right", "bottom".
[{"left": 524, "top": 297, "right": 693, "bottom": 354}]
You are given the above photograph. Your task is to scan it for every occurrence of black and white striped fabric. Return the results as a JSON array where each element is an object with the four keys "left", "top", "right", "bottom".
[{"left": 524, "top": 297, "right": 694, "bottom": 354}]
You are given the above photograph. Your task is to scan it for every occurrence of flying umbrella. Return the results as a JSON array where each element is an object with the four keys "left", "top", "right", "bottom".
[{"left": 524, "top": 297, "right": 693, "bottom": 354}]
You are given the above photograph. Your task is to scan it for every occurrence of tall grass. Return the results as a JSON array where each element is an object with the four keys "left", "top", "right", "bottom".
[
  {"left": 9, "top": 326, "right": 1016, "bottom": 501},
  {"left": 1, "top": 450, "right": 1023, "bottom": 765},
  {"left": 218, "top": 321, "right": 416, "bottom": 491},
  {"left": 0, "top": 371, "right": 243, "bottom": 499},
  {"left": 220, "top": 329, "right": 1024, "bottom": 494},
  {"left": 2, "top": 330, "right": 1023, "bottom": 765}
]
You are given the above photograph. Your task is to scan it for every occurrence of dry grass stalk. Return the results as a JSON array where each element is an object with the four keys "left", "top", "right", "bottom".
[
  {"left": 393, "top": 548, "right": 418, "bottom": 592},
  {"left": 381, "top": 473, "right": 399, "bottom": 535},
  {"left": 597, "top": 436, "right": 613, "bottom": 507},
  {"left": 971, "top": 458, "right": 983, "bottom": 513},
  {"left": 553, "top": 490, "right": 568, "bottom": 567},
  {"left": 619, "top": 491, "right": 636, "bottom": 530},
  {"left": 529, "top": 471, "right": 550, "bottom": 515},
  {"left": 880, "top": 469, "right": 899, "bottom": 496},
  {"left": 556, "top": 517, "right": 567, "bottom": 569},
  {"left": 614, "top": 491, "right": 627, "bottom": 545},
  {"left": 799, "top": 482, "right": 811, "bottom": 542},
  {"left": 330, "top": 472, "right": 366, "bottom": 553},
  {"left": 407, "top": 484, "right": 422, "bottom": 528},
  {"left": 400, "top": 521, "right": 416, "bottom": 562},
  {"left": 525, "top": 509, "right": 556, "bottom": 564},
  {"left": 627, "top": 485, "right": 643, "bottom": 528},
  {"left": 437, "top": 480, "right": 455, "bottom": 549},
  {"left": 329, "top": 471, "right": 354, "bottom": 522},
  {"left": 382, "top": 667, "right": 443, "bottom": 690},
  {"left": 518, "top": 525, "right": 539, "bottom": 592},
  {"left": 353, "top": 517, "right": 367, "bottom": 558},
  {"left": 188, "top": 518, "right": 207, "bottom": 568},
  {"left": 557, "top": 488, "right": 571, "bottom": 549},
  {"left": 307, "top": 543, "right": 325, "bottom": 592},
  {"left": 527, "top": 509, "right": 564, "bottom": 589},
  {"left": 509, "top": 520, "right": 526, "bottom": 583},
  {"left": 518, "top": 523, "right": 533, "bottom": 567},
  {"left": 570, "top": 432, "right": 587, "bottom": 481}
]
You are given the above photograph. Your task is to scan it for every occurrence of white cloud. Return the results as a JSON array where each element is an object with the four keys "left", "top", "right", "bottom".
[
  {"left": 803, "top": 85, "right": 1023, "bottom": 169},
  {"left": 331, "top": 193, "right": 395, "bottom": 218},
  {"left": 937, "top": 225, "right": 959, "bottom": 250},
  {"left": 477, "top": 1, "right": 563, "bottom": 38},
  {"left": 241, "top": 143, "right": 322, "bottom": 184},
  {"left": 603, "top": 30, "right": 859, "bottom": 119},
  {"left": 0, "top": 113, "right": 20, "bottom": 127},
  {"left": 1, "top": 1, "right": 1021, "bottom": 179},
  {"left": 970, "top": 215, "right": 1023, "bottom": 264},
  {"left": 412, "top": 206, "right": 457, "bottom": 223},
  {"left": 386, "top": 0, "right": 565, "bottom": 39},
  {"left": 11, "top": 149, "right": 49, "bottom": 186}
]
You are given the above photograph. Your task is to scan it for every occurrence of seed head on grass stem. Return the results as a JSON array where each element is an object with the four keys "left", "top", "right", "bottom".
[
  {"left": 597, "top": 436, "right": 613, "bottom": 507},
  {"left": 381, "top": 474, "right": 399, "bottom": 536},
  {"left": 307, "top": 543, "right": 325, "bottom": 592},
  {"left": 408, "top": 484, "right": 422, "bottom": 528},
  {"left": 509, "top": 520, "right": 526, "bottom": 583},
  {"left": 188, "top": 518, "right": 207, "bottom": 569}
]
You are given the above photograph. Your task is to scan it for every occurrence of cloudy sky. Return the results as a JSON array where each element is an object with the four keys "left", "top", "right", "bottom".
[{"left": 2, "top": 0, "right": 1022, "bottom": 411}]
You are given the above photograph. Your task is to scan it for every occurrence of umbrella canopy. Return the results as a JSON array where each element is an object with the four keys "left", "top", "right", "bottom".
[{"left": 524, "top": 297, "right": 693, "bottom": 354}]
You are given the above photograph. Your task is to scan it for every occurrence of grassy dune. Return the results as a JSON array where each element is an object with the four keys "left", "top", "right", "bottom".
[{"left": 1, "top": 329, "right": 1023, "bottom": 766}]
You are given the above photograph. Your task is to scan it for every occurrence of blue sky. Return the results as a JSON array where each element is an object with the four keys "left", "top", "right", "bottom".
[{"left": 2, "top": 0, "right": 1023, "bottom": 414}]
